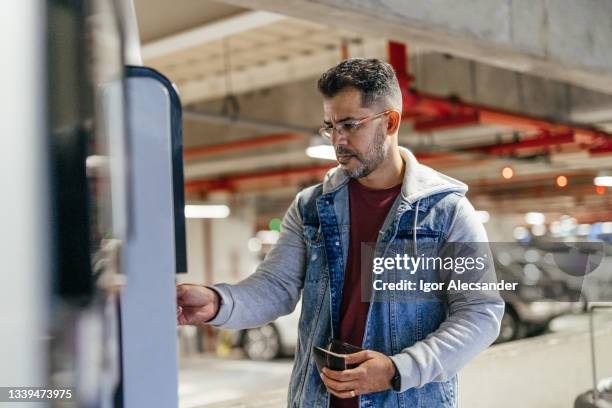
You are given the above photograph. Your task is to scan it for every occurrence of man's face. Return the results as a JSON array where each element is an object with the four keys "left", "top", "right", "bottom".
[{"left": 323, "top": 88, "right": 389, "bottom": 179}]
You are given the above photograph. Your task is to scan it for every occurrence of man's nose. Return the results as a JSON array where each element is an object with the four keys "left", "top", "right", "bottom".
[{"left": 332, "top": 129, "right": 349, "bottom": 145}]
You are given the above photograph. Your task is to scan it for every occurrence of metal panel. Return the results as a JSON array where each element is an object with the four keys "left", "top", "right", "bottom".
[
  {"left": 0, "top": 0, "right": 48, "bottom": 392},
  {"left": 120, "top": 70, "right": 181, "bottom": 408}
]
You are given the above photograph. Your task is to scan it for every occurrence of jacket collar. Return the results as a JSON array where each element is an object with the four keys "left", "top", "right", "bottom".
[{"left": 321, "top": 146, "right": 468, "bottom": 205}]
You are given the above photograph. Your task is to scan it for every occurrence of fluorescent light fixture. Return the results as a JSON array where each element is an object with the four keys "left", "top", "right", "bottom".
[
  {"left": 306, "top": 135, "right": 336, "bottom": 161},
  {"left": 594, "top": 176, "right": 612, "bottom": 187},
  {"left": 476, "top": 210, "right": 490, "bottom": 223},
  {"left": 306, "top": 145, "right": 336, "bottom": 161},
  {"left": 184, "top": 204, "right": 230, "bottom": 219},
  {"left": 525, "top": 212, "right": 545, "bottom": 225}
]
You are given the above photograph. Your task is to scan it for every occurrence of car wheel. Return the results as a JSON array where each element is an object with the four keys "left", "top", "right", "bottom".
[
  {"left": 496, "top": 308, "right": 520, "bottom": 343},
  {"left": 243, "top": 324, "right": 281, "bottom": 361}
]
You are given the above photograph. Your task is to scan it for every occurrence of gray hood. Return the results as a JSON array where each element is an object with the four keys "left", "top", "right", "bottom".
[{"left": 322, "top": 146, "right": 468, "bottom": 204}]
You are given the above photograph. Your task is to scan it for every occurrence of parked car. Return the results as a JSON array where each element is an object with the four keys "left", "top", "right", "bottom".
[
  {"left": 223, "top": 301, "right": 300, "bottom": 361},
  {"left": 494, "top": 244, "right": 587, "bottom": 343},
  {"left": 226, "top": 243, "right": 591, "bottom": 359}
]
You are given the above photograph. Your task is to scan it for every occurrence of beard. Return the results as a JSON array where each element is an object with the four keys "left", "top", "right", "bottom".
[{"left": 336, "top": 125, "right": 387, "bottom": 179}]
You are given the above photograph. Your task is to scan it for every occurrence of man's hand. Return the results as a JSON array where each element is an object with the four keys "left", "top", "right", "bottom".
[
  {"left": 176, "top": 284, "right": 220, "bottom": 325},
  {"left": 320, "top": 349, "right": 396, "bottom": 399}
]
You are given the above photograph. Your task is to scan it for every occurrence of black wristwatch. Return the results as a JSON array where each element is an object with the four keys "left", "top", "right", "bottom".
[{"left": 389, "top": 359, "right": 401, "bottom": 392}]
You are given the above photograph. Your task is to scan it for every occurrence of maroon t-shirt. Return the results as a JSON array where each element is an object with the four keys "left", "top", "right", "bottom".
[{"left": 330, "top": 178, "right": 401, "bottom": 408}]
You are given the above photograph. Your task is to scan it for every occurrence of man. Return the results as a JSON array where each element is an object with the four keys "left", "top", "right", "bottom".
[{"left": 177, "top": 58, "right": 504, "bottom": 407}]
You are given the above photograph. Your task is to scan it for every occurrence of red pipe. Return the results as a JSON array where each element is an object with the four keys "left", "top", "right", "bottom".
[
  {"left": 414, "top": 112, "right": 480, "bottom": 131},
  {"left": 590, "top": 144, "right": 612, "bottom": 155},
  {"left": 389, "top": 42, "right": 412, "bottom": 113},
  {"left": 183, "top": 42, "right": 612, "bottom": 173},
  {"left": 469, "top": 132, "right": 575, "bottom": 155},
  {"left": 184, "top": 153, "right": 479, "bottom": 193},
  {"left": 388, "top": 42, "right": 612, "bottom": 152}
]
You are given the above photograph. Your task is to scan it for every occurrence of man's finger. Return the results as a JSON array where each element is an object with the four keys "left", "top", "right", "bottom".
[
  {"left": 176, "top": 285, "right": 187, "bottom": 301},
  {"left": 338, "top": 367, "right": 364, "bottom": 381},
  {"left": 176, "top": 284, "right": 209, "bottom": 308},
  {"left": 177, "top": 311, "right": 186, "bottom": 325},
  {"left": 320, "top": 373, "right": 358, "bottom": 392},
  {"left": 344, "top": 350, "right": 373, "bottom": 365},
  {"left": 322, "top": 367, "right": 360, "bottom": 381},
  {"left": 177, "top": 309, "right": 198, "bottom": 326},
  {"left": 326, "top": 387, "right": 357, "bottom": 400}
]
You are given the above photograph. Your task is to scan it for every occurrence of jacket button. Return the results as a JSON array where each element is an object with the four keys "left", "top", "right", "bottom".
[{"left": 335, "top": 241, "right": 340, "bottom": 246}]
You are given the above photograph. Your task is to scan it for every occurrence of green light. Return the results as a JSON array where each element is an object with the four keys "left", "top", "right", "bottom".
[{"left": 269, "top": 218, "right": 282, "bottom": 231}]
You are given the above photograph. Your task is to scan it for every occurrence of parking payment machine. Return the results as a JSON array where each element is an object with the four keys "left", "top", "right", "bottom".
[{"left": 120, "top": 66, "right": 187, "bottom": 408}]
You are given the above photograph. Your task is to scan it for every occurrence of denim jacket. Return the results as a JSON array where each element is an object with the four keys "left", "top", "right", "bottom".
[{"left": 208, "top": 147, "right": 504, "bottom": 407}]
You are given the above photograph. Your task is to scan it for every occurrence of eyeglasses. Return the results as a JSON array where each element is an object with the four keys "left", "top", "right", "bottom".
[{"left": 318, "top": 110, "right": 395, "bottom": 140}]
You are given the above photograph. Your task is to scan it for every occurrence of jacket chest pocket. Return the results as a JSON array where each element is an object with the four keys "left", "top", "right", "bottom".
[
  {"left": 303, "top": 224, "right": 327, "bottom": 283},
  {"left": 390, "top": 229, "right": 441, "bottom": 254},
  {"left": 383, "top": 231, "right": 441, "bottom": 275}
]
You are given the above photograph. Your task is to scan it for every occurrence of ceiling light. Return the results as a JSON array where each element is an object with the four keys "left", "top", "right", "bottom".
[
  {"left": 306, "top": 135, "right": 336, "bottom": 161},
  {"left": 185, "top": 204, "right": 230, "bottom": 219},
  {"left": 594, "top": 176, "right": 612, "bottom": 187},
  {"left": 525, "top": 212, "right": 545, "bottom": 225},
  {"left": 556, "top": 175, "right": 568, "bottom": 187},
  {"left": 501, "top": 166, "right": 514, "bottom": 179},
  {"left": 476, "top": 210, "right": 490, "bottom": 223},
  {"left": 256, "top": 230, "right": 280, "bottom": 245},
  {"left": 306, "top": 145, "right": 336, "bottom": 160}
]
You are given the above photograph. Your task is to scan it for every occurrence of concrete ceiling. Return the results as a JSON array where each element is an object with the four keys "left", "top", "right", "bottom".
[
  {"left": 140, "top": 10, "right": 387, "bottom": 105},
  {"left": 132, "top": 1, "right": 612, "bottom": 221},
  {"left": 134, "top": 0, "right": 244, "bottom": 43}
]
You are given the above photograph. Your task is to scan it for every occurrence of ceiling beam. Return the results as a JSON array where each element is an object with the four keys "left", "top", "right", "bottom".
[
  {"left": 176, "top": 38, "right": 386, "bottom": 104},
  {"left": 184, "top": 150, "right": 323, "bottom": 180},
  {"left": 184, "top": 110, "right": 316, "bottom": 134},
  {"left": 141, "top": 10, "right": 286, "bottom": 61}
]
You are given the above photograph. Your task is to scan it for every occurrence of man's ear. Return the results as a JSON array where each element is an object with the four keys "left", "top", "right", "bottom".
[{"left": 386, "top": 111, "right": 401, "bottom": 135}]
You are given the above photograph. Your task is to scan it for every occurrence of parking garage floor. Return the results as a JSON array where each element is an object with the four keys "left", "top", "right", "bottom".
[
  {"left": 179, "top": 356, "right": 293, "bottom": 408},
  {"left": 178, "top": 311, "right": 612, "bottom": 408}
]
